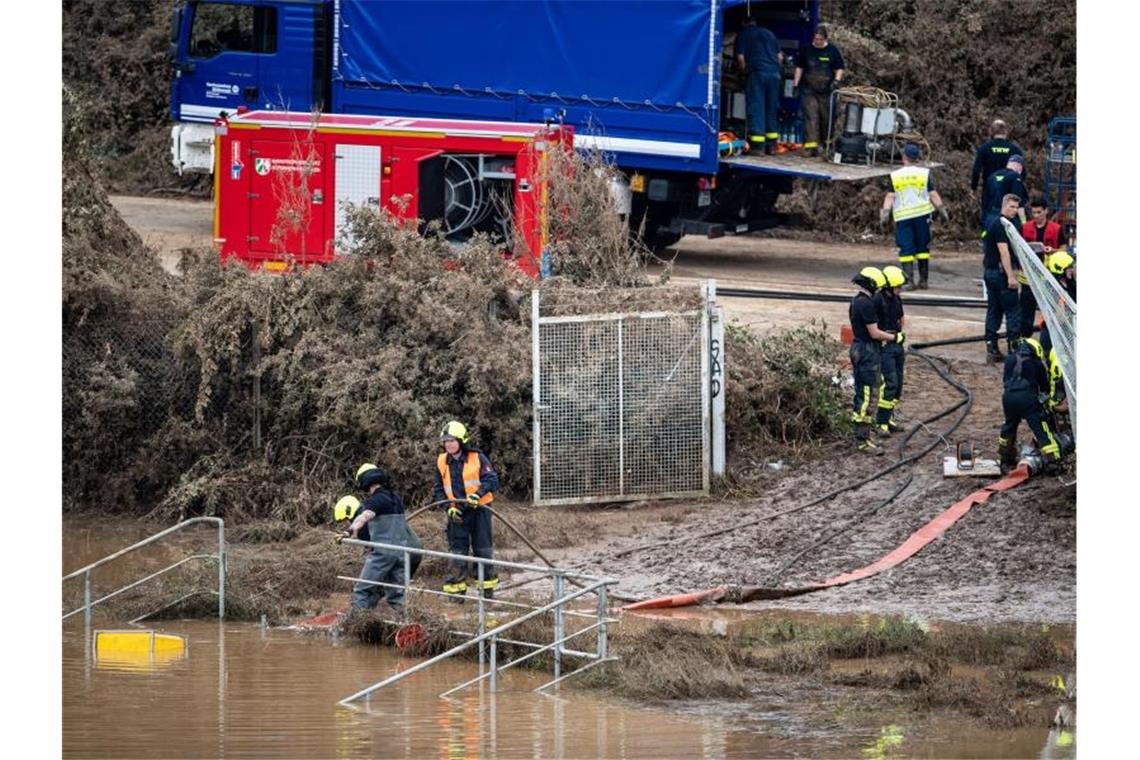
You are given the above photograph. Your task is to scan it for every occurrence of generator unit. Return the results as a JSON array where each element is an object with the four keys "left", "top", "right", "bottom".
[{"left": 213, "top": 110, "right": 572, "bottom": 275}]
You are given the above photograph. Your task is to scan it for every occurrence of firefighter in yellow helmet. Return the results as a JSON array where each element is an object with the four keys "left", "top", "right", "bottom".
[
  {"left": 997, "top": 338, "right": 1061, "bottom": 472},
  {"left": 433, "top": 421, "right": 500, "bottom": 600},
  {"left": 849, "top": 267, "right": 899, "bottom": 454},
  {"left": 334, "top": 464, "right": 413, "bottom": 610},
  {"left": 874, "top": 265, "right": 909, "bottom": 437}
]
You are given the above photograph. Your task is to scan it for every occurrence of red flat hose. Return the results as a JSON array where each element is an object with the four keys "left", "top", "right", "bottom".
[{"left": 624, "top": 465, "right": 1030, "bottom": 610}]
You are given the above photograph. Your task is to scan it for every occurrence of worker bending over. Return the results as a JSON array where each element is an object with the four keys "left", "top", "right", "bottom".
[
  {"left": 997, "top": 338, "right": 1061, "bottom": 473},
  {"left": 849, "top": 267, "right": 900, "bottom": 454},
  {"left": 874, "top": 265, "right": 908, "bottom": 437},
  {"left": 435, "top": 420, "right": 500, "bottom": 601},
  {"left": 337, "top": 463, "right": 412, "bottom": 611},
  {"left": 881, "top": 144, "right": 949, "bottom": 290}
]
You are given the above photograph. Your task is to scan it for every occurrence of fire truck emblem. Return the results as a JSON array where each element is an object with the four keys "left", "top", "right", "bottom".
[{"left": 254, "top": 158, "right": 272, "bottom": 176}]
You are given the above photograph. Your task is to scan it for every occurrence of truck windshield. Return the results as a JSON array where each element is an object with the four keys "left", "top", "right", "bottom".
[{"left": 190, "top": 2, "right": 277, "bottom": 58}]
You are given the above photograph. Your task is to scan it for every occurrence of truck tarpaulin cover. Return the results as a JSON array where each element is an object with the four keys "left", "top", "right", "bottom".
[{"left": 336, "top": 0, "right": 714, "bottom": 111}]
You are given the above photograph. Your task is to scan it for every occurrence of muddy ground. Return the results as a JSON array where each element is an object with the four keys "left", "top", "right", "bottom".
[{"left": 105, "top": 196, "right": 1076, "bottom": 628}]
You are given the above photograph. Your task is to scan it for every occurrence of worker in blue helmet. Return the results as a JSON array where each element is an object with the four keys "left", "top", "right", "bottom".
[
  {"left": 336, "top": 463, "right": 412, "bottom": 611},
  {"left": 434, "top": 421, "right": 500, "bottom": 601},
  {"left": 880, "top": 143, "right": 949, "bottom": 290}
]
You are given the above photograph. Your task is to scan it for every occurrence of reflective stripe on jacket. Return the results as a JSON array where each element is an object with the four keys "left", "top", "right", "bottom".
[
  {"left": 438, "top": 451, "right": 494, "bottom": 505},
  {"left": 890, "top": 166, "right": 935, "bottom": 221}
]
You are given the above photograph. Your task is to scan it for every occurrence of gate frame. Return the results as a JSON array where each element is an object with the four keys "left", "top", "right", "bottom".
[{"left": 532, "top": 283, "right": 719, "bottom": 506}]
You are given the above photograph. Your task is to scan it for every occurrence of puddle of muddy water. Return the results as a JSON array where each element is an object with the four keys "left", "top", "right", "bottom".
[{"left": 62, "top": 619, "right": 1072, "bottom": 759}]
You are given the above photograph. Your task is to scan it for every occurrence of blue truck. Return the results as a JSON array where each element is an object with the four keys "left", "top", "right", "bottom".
[{"left": 169, "top": 0, "right": 898, "bottom": 249}]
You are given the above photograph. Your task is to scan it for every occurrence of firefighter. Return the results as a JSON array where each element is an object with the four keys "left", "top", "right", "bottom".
[
  {"left": 434, "top": 420, "right": 500, "bottom": 600},
  {"left": 849, "top": 267, "right": 899, "bottom": 454},
  {"left": 336, "top": 463, "right": 412, "bottom": 611},
  {"left": 980, "top": 155, "right": 1028, "bottom": 229},
  {"left": 880, "top": 144, "right": 949, "bottom": 290},
  {"left": 997, "top": 338, "right": 1061, "bottom": 473},
  {"left": 793, "top": 25, "right": 845, "bottom": 157},
  {"left": 735, "top": 15, "right": 784, "bottom": 155},
  {"left": 982, "top": 193, "right": 1025, "bottom": 362},
  {"left": 874, "top": 265, "right": 908, "bottom": 437},
  {"left": 1047, "top": 249, "right": 1077, "bottom": 301},
  {"left": 971, "top": 119, "right": 1026, "bottom": 202}
]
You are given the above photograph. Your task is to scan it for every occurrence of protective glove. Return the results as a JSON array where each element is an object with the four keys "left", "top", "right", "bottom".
[
  {"left": 466, "top": 492, "right": 482, "bottom": 507},
  {"left": 937, "top": 206, "right": 950, "bottom": 223},
  {"left": 447, "top": 504, "right": 463, "bottom": 523},
  {"left": 894, "top": 330, "right": 906, "bottom": 345},
  {"left": 879, "top": 208, "right": 891, "bottom": 229}
]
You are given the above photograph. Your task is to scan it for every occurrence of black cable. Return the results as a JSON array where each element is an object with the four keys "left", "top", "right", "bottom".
[{"left": 717, "top": 287, "right": 987, "bottom": 309}]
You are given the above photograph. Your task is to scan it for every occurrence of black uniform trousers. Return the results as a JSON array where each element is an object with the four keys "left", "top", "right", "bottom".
[
  {"left": 875, "top": 342, "right": 905, "bottom": 426},
  {"left": 850, "top": 339, "right": 881, "bottom": 437},
  {"left": 1018, "top": 285, "right": 1038, "bottom": 339},
  {"left": 999, "top": 388, "right": 1060, "bottom": 459},
  {"left": 984, "top": 268, "right": 1022, "bottom": 350},
  {"left": 446, "top": 506, "right": 496, "bottom": 583}
]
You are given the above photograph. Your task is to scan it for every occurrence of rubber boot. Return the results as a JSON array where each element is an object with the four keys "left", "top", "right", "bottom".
[
  {"left": 997, "top": 437, "right": 1018, "bottom": 472},
  {"left": 901, "top": 261, "right": 917, "bottom": 291},
  {"left": 986, "top": 342, "right": 1004, "bottom": 363},
  {"left": 765, "top": 140, "right": 777, "bottom": 156},
  {"left": 917, "top": 259, "right": 929, "bottom": 290},
  {"left": 855, "top": 424, "right": 885, "bottom": 455},
  {"left": 887, "top": 417, "right": 907, "bottom": 433}
]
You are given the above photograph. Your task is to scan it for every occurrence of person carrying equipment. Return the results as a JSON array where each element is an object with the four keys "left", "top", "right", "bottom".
[
  {"left": 880, "top": 144, "right": 949, "bottom": 290},
  {"left": 874, "top": 265, "right": 908, "bottom": 437},
  {"left": 849, "top": 267, "right": 900, "bottom": 454},
  {"left": 336, "top": 464, "right": 413, "bottom": 611},
  {"left": 998, "top": 338, "right": 1061, "bottom": 473},
  {"left": 434, "top": 420, "right": 500, "bottom": 600}
]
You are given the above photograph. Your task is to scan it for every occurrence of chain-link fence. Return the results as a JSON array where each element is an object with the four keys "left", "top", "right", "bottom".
[
  {"left": 1003, "top": 218, "right": 1077, "bottom": 439},
  {"left": 531, "top": 288, "right": 710, "bottom": 505}
]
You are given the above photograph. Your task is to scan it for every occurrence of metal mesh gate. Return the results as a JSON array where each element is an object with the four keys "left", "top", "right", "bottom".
[{"left": 532, "top": 290, "right": 710, "bottom": 505}]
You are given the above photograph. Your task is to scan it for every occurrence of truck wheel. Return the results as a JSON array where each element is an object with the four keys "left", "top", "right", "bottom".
[{"left": 630, "top": 198, "right": 681, "bottom": 254}]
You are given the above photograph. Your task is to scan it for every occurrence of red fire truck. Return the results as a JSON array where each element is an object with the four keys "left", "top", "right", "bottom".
[{"left": 213, "top": 110, "right": 572, "bottom": 276}]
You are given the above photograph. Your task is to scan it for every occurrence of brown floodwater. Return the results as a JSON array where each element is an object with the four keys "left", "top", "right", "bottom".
[{"left": 62, "top": 519, "right": 1075, "bottom": 758}]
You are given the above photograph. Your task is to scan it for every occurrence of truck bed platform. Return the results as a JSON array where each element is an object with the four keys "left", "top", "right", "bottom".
[{"left": 722, "top": 152, "right": 939, "bottom": 182}]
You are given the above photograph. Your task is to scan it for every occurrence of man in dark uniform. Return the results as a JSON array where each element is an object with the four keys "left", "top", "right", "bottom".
[
  {"left": 434, "top": 420, "right": 500, "bottom": 600},
  {"left": 735, "top": 16, "right": 784, "bottom": 155},
  {"left": 848, "top": 266, "right": 899, "bottom": 454},
  {"left": 971, "top": 119, "right": 1025, "bottom": 195},
  {"left": 793, "top": 25, "right": 845, "bottom": 157},
  {"left": 874, "top": 265, "right": 908, "bottom": 437},
  {"left": 980, "top": 155, "right": 1028, "bottom": 229},
  {"left": 997, "top": 337, "right": 1061, "bottom": 473},
  {"left": 982, "top": 194, "right": 1024, "bottom": 362}
]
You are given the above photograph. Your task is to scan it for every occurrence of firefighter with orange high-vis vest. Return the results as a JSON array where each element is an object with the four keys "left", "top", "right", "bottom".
[{"left": 434, "top": 420, "right": 500, "bottom": 601}]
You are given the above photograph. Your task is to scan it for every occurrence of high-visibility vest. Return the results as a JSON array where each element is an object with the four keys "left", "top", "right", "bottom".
[
  {"left": 438, "top": 451, "right": 493, "bottom": 505},
  {"left": 890, "top": 166, "right": 935, "bottom": 222}
]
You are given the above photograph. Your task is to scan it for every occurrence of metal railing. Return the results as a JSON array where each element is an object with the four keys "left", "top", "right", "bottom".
[
  {"left": 62, "top": 517, "right": 226, "bottom": 627},
  {"left": 336, "top": 537, "right": 619, "bottom": 705}
]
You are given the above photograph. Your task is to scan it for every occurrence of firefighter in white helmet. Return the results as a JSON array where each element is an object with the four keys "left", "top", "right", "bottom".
[{"left": 434, "top": 421, "right": 500, "bottom": 601}]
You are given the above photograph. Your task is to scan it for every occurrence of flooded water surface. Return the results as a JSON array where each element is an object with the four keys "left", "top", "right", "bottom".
[{"left": 62, "top": 619, "right": 1071, "bottom": 759}]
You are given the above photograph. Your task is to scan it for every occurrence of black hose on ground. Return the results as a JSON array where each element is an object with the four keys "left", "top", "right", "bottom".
[
  {"left": 717, "top": 287, "right": 987, "bottom": 309},
  {"left": 910, "top": 332, "right": 1006, "bottom": 350}
]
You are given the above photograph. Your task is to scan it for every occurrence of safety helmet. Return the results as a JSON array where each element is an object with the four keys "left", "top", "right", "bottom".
[
  {"left": 355, "top": 463, "right": 388, "bottom": 490},
  {"left": 852, "top": 266, "right": 886, "bottom": 292},
  {"left": 1047, "top": 250, "right": 1074, "bottom": 276},
  {"left": 440, "top": 420, "right": 470, "bottom": 444},
  {"left": 882, "top": 265, "right": 907, "bottom": 288},
  {"left": 334, "top": 495, "right": 361, "bottom": 521},
  {"left": 1023, "top": 337, "right": 1044, "bottom": 361}
]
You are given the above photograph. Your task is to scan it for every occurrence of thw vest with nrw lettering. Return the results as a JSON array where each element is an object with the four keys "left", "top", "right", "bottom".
[
  {"left": 438, "top": 451, "right": 493, "bottom": 505},
  {"left": 890, "top": 166, "right": 935, "bottom": 221}
]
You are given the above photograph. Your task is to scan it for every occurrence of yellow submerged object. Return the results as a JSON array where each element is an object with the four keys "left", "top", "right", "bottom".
[{"left": 93, "top": 630, "right": 187, "bottom": 672}]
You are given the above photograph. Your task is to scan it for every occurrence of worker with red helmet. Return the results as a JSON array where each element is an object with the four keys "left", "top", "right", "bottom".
[{"left": 435, "top": 420, "right": 500, "bottom": 601}]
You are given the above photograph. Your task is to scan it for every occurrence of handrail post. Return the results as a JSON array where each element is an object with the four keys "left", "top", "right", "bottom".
[
  {"left": 552, "top": 572, "right": 563, "bottom": 682},
  {"left": 477, "top": 561, "right": 486, "bottom": 670},
  {"left": 489, "top": 635, "right": 497, "bottom": 692},
  {"left": 84, "top": 569, "right": 92, "bottom": 630},
  {"left": 403, "top": 549, "right": 411, "bottom": 614},
  {"left": 596, "top": 583, "right": 608, "bottom": 660},
  {"left": 217, "top": 520, "right": 226, "bottom": 620}
]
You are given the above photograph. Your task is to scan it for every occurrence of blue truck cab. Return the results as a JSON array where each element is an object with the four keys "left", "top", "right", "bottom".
[{"left": 170, "top": 0, "right": 895, "bottom": 249}]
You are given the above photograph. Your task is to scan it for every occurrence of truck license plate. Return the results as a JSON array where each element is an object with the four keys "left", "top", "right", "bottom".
[{"left": 698, "top": 190, "right": 711, "bottom": 207}]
